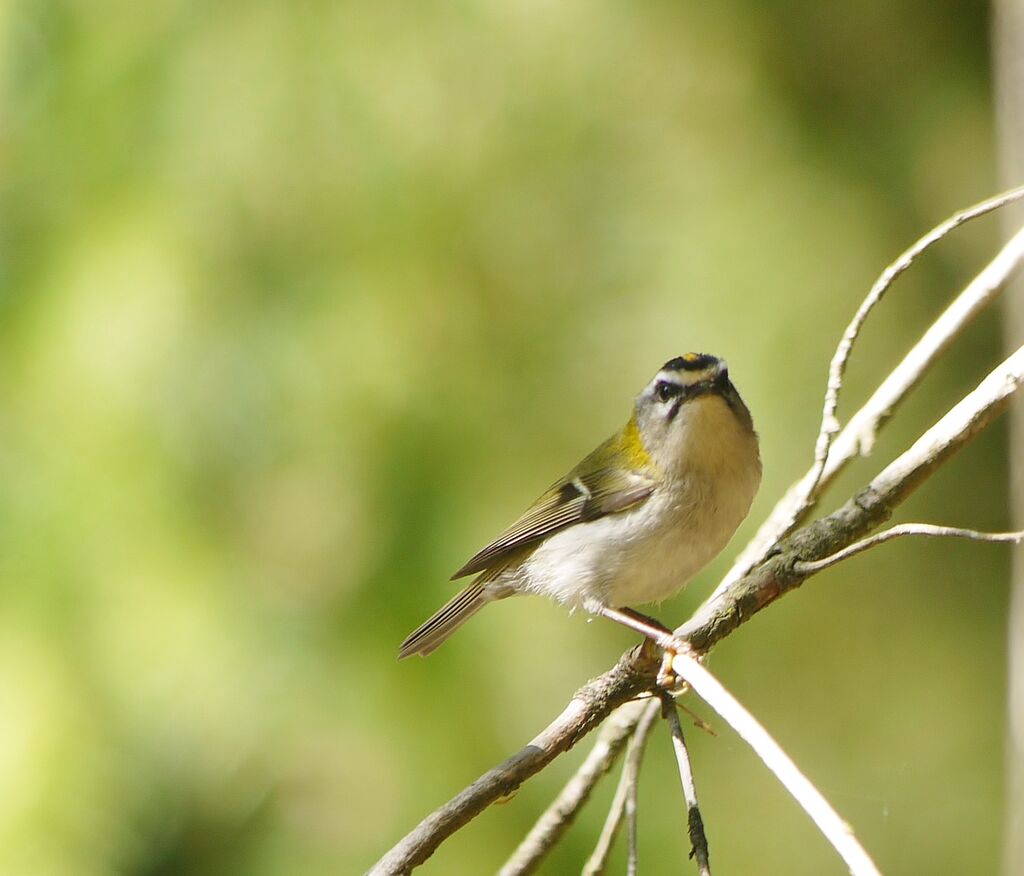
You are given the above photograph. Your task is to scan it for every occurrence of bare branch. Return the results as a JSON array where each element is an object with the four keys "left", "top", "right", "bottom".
[
  {"left": 498, "top": 700, "right": 650, "bottom": 876},
  {"left": 863, "top": 344, "right": 1024, "bottom": 502},
  {"left": 370, "top": 341, "right": 1024, "bottom": 875},
  {"left": 794, "top": 524, "right": 1024, "bottom": 574},
  {"left": 581, "top": 783, "right": 625, "bottom": 876},
  {"left": 624, "top": 703, "right": 658, "bottom": 876},
  {"left": 661, "top": 696, "right": 712, "bottom": 876},
  {"left": 825, "top": 224, "right": 1024, "bottom": 465},
  {"left": 719, "top": 201, "right": 1024, "bottom": 595},
  {"left": 581, "top": 700, "right": 660, "bottom": 876},
  {"left": 581, "top": 759, "right": 628, "bottom": 876},
  {"left": 667, "top": 652, "right": 880, "bottom": 876},
  {"left": 808, "top": 185, "right": 1024, "bottom": 499}
]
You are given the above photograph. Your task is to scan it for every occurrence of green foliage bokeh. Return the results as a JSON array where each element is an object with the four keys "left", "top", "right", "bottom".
[{"left": 0, "top": 1, "right": 1010, "bottom": 874}]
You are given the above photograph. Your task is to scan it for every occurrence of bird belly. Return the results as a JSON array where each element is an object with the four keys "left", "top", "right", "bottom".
[
  {"left": 508, "top": 466, "right": 757, "bottom": 611},
  {"left": 507, "top": 494, "right": 693, "bottom": 608}
]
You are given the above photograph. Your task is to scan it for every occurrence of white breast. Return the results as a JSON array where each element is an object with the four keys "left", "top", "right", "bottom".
[{"left": 500, "top": 395, "right": 761, "bottom": 612}]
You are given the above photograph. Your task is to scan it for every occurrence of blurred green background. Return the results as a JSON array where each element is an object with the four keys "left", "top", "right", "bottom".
[{"left": 0, "top": 1, "right": 1013, "bottom": 874}]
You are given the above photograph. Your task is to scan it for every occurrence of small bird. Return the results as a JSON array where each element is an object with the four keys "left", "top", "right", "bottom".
[{"left": 398, "top": 353, "right": 761, "bottom": 662}]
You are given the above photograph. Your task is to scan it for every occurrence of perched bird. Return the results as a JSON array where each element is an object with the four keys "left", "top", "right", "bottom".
[{"left": 398, "top": 353, "right": 760, "bottom": 662}]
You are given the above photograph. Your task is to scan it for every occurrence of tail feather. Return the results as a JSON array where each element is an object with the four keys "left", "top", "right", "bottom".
[{"left": 398, "top": 581, "right": 491, "bottom": 658}]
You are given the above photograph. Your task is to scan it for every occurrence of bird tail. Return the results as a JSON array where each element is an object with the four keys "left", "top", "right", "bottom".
[{"left": 398, "top": 580, "right": 492, "bottom": 659}]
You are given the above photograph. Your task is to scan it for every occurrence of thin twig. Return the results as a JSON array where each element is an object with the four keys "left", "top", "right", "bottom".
[
  {"left": 582, "top": 761, "right": 629, "bottom": 876},
  {"left": 793, "top": 524, "right": 1024, "bottom": 574},
  {"left": 717, "top": 198, "right": 1024, "bottom": 597},
  {"left": 668, "top": 651, "right": 880, "bottom": 876},
  {"left": 625, "top": 700, "right": 660, "bottom": 876},
  {"left": 625, "top": 747, "right": 639, "bottom": 876},
  {"left": 499, "top": 700, "right": 649, "bottom": 876},
  {"left": 582, "top": 700, "right": 660, "bottom": 876},
  {"left": 660, "top": 695, "right": 712, "bottom": 876},
  {"left": 678, "top": 701, "right": 717, "bottom": 737}
]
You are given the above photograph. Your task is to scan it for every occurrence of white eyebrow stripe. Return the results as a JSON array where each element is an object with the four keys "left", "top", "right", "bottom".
[{"left": 656, "top": 366, "right": 718, "bottom": 387}]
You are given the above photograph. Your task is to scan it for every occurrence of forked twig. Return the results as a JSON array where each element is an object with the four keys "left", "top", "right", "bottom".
[
  {"left": 823, "top": 223, "right": 1024, "bottom": 465},
  {"left": 717, "top": 189, "right": 1024, "bottom": 596},
  {"left": 582, "top": 700, "right": 660, "bottom": 876},
  {"left": 499, "top": 700, "right": 650, "bottom": 876},
  {"left": 806, "top": 185, "right": 1024, "bottom": 502}
]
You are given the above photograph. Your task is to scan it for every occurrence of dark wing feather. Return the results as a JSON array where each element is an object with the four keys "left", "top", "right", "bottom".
[{"left": 451, "top": 437, "right": 657, "bottom": 579}]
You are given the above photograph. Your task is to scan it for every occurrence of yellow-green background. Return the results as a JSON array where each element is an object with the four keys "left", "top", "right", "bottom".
[{"left": 0, "top": 2, "right": 1012, "bottom": 874}]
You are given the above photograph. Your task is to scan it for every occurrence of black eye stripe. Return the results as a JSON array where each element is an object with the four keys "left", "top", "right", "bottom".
[{"left": 655, "top": 380, "right": 682, "bottom": 402}]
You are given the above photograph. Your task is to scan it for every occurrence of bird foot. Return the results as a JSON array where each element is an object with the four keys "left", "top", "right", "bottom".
[{"left": 656, "top": 634, "right": 694, "bottom": 693}]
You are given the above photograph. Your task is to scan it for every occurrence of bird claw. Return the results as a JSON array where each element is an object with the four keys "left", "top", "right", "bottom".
[{"left": 656, "top": 635, "right": 693, "bottom": 693}]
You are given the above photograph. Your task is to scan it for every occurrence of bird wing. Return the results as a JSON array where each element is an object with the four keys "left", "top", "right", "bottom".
[{"left": 451, "top": 434, "right": 658, "bottom": 579}]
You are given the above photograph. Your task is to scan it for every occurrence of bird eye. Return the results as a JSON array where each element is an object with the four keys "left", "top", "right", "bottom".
[{"left": 655, "top": 381, "right": 677, "bottom": 402}]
